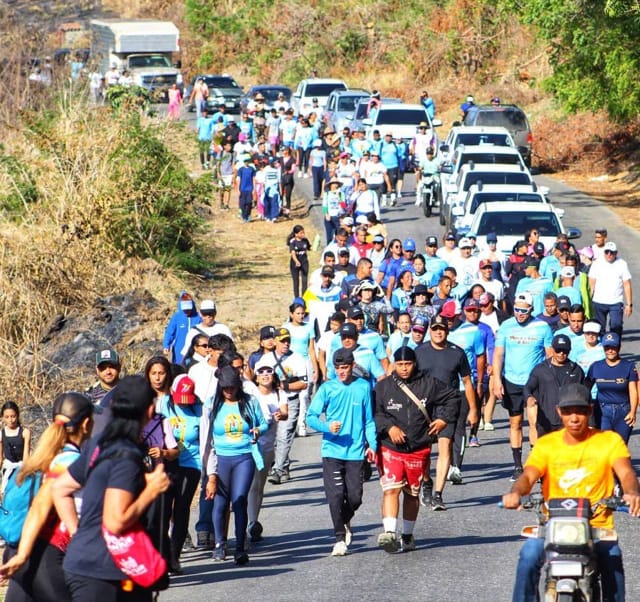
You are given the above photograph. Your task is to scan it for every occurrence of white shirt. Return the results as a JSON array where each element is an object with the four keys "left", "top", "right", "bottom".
[
  {"left": 451, "top": 254, "right": 480, "bottom": 287},
  {"left": 589, "top": 257, "right": 632, "bottom": 304},
  {"left": 181, "top": 322, "right": 233, "bottom": 358},
  {"left": 591, "top": 243, "right": 605, "bottom": 262},
  {"left": 473, "top": 278, "right": 505, "bottom": 302},
  {"left": 188, "top": 361, "right": 218, "bottom": 404}
]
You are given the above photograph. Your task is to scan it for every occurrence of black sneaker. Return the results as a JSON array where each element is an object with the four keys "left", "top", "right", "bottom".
[
  {"left": 510, "top": 467, "right": 524, "bottom": 482},
  {"left": 182, "top": 533, "right": 195, "bottom": 552},
  {"left": 400, "top": 534, "right": 416, "bottom": 552},
  {"left": 431, "top": 493, "right": 447, "bottom": 511},
  {"left": 196, "top": 531, "right": 213, "bottom": 550},
  {"left": 249, "top": 521, "right": 264, "bottom": 543},
  {"left": 234, "top": 551, "right": 249, "bottom": 566},
  {"left": 420, "top": 478, "right": 433, "bottom": 507}
]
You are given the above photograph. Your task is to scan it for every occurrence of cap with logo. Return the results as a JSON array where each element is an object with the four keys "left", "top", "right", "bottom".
[
  {"left": 458, "top": 237, "right": 472, "bottom": 249},
  {"left": 321, "top": 265, "right": 335, "bottom": 277},
  {"left": 514, "top": 292, "right": 533, "bottom": 307},
  {"left": 552, "top": 334, "right": 571, "bottom": 352},
  {"left": 425, "top": 235, "right": 438, "bottom": 246},
  {"left": 339, "top": 322, "right": 358, "bottom": 339},
  {"left": 259, "top": 325, "right": 277, "bottom": 340},
  {"left": 533, "top": 242, "right": 545, "bottom": 255},
  {"left": 402, "top": 238, "right": 416, "bottom": 251},
  {"left": 440, "top": 299, "right": 461, "bottom": 318},
  {"left": 347, "top": 306, "right": 365, "bottom": 319},
  {"left": 171, "top": 374, "right": 196, "bottom": 405},
  {"left": 275, "top": 327, "right": 291, "bottom": 341},
  {"left": 557, "top": 295, "right": 572, "bottom": 310},
  {"left": 479, "top": 259, "right": 492, "bottom": 269},
  {"left": 479, "top": 292, "right": 495, "bottom": 306},
  {"left": 445, "top": 232, "right": 456, "bottom": 242},
  {"left": 200, "top": 299, "right": 216, "bottom": 314},
  {"left": 411, "top": 320, "right": 427, "bottom": 333},
  {"left": 602, "top": 332, "right": 620, "bottom": 348},
  {"left": 557, "top": 383, "right": 591, "bottom": 409},
  {"left": 486, "top": 232, "right": 498, "bottom": 243},
  {"left": 430, "top": 315, "right": 449, "bottom": 331},
  {"left": 342, "top": 217, "right": 354, "bottom": 227},
  {"left": 560, "top": 266, "right": 575, "bottom": 279},
  {"left": 96, "top": 349, "right": 120, "bottom": 366},
  {"left": 373, "top": 234, "right": 385, "bottom": 243},
  {"left": 604, "top": 241, "right": 618, "bottom": 253},
  {"left": 464, "top": 298, "right": 481, "bottom": 309}
]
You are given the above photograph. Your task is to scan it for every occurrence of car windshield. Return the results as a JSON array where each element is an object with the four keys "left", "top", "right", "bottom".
[
  {"left": 376, "top": 108, "right": 428, "bottom": 126},
  {"left": 455, "top": 133, "right": 512, "bottom": 147},
  {"left": 469, "top": 193, "right": 543, "bottom": 214},
  {"left": 461, "top": 172, "right": 531, "bottom": 191},
  {"left": 305, "top": 83, "right": 347, "bottom": 96},
  {"left": 202, "top": 76, "right": 241, "bottom": 89},
  {"left": 253, "top": 88, "right": 291, "bottom": 101},
  {"left": 338, "top": 96, "right": 367, "bottom": 111},
  {"left": 458, "top": 153, "right": 522, "bottom": 166},
  {"left": 476, "top": 212, "right": 560, "bottom": 236},
  {"left": 473, "top": 110, "right": 528, "bottom": 130},
  {"left": 128, "top": 55, "right": 172, "bottom": 68}
]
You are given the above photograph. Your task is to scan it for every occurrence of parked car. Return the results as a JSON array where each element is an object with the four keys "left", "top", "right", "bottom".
[
  {"left": 439, "top": 125, "right": 516, "bottom": 163},
  {"left": 463, "top": 104, "right": 533, "bottom": 166},
  {"left": 450, "top": 183, "right": 554, "bottom": 237},
  {"left": 291, "top": 78, "right": 348, "bottom": 115},
  {"left": 183, "top": 74, "right": 244, "bottom": 113},
  {"left": 346, "top": 97, "right": 403, "bottom": 133},
  {"left": 240, "top": 84, "right": 292, "bottom": 112},
  {"left": 467, "top": 201, "right": 580, "bottom": 256},
  {"left": 323, "top": 89, "right": 370, "bottom": 132}
]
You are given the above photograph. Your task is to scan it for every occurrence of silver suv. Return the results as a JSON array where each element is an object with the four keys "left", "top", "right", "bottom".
[{"left": 463, "top": 105, "right": 532, "bottom": 166}]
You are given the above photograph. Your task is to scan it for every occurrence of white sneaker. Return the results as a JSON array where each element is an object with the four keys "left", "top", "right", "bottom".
[
  {"left": 484, "top": 422, "right": 495, "bottom": 431},
  {"left": 479, "top": 418, "right": 485, "bottom": 430},
  {"left": 345, "top": 523, "right": 352, "bottom": 547},
  {"left": 447, "top": 465, "right": 463, "bottom": 484},
  {"left": 331, "top": 541, "right": 348, "bottom": 556},
  {"left": 390, "top": 193, "right": 397, "bottom": 206},
  {"left": 297, "top": 426, "right": 307, "bottom": 437},
  {"left": 414, "top": 198, "right": 421, "bottom": 207},
  {"left": 297, "top": 172, "right": 303, "bottom": 178}
]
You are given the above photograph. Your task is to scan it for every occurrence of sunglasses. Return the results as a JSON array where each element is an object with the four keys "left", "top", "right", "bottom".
[
  {"left": 604, "top": 250, "right": 617, "bottom": 255},
  {"left": 553, "top": 348, "right": 568, "bottom": 354},
  {"left": 256, "top": 367, "right": 274, "bottom": 375},
  {"left": 195, "top": 343, "right": 211, "bottom": 348},
  {"left": 513, "top": 307, "right": 531, "bottom": 315}
]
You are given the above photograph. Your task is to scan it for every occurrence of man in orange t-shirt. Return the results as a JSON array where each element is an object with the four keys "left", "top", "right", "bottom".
[{"left": 502, "top": 383, "right": 640, "bottom": 602}]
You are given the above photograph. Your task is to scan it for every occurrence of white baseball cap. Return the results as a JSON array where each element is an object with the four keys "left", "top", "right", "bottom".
[
  {"left": 515, "top": 292, "right": 533, "bottom": 307},
  {"left": 604, "top": 241, "right": 617, "bottom": 253}
]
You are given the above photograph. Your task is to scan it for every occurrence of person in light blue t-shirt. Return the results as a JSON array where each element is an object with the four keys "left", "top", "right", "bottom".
[
  {"left": 515, "top": 257, "right": 553, "bottom": 317},
  {"left": 493, "top": 292, "right": 553, "bottom": 481},
  {"left": 307, "top": 347, "right": 377, "bottom": 557},
  {"left": 555, "top": 304, "right": 587, "bottom": 361}
]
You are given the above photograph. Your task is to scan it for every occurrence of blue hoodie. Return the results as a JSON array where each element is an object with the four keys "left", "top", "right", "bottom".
[{"left": 163, "top": 291, "right": 202, "bottom": 364}]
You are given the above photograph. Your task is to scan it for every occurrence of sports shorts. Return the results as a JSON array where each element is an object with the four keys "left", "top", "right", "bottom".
[
  {"left": 502, "top": 379, "right": 525, "bottom": 416},
  {"left": 378, "top": 445, "right": 431, "bottom": 496}
]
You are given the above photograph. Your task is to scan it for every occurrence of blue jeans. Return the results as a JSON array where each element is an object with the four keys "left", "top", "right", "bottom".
[
  {"left": 213, "top": 453, "right": 255, "bottom": 552},
  {"left": 274, "top": 397, "right": 300, "bottom": 473},
  {"left": 323, "top": 216, "right": 341, "bottom": 245},
  {"left": 263, "top": 188, "right": 280, "bottom": 220},
  {"left": 513, "top": 537, "right": 625, "bottom": 602},
  {"left": 195, "top": 475, "right": 213, "bottom": 535},
  {"left": 595, "top": 402, "right": 632, "bottom": 444},
  {"left": 593, "top": 301, "right": 624, "bottom": 336},
  {"left": 311, "top": 165, "right": 324, "bottom": 198}
]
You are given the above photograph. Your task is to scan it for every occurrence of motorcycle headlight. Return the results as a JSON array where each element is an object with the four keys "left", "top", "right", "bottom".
[{"left": 548, "top": 520, "right": 589, "bottom": 546}]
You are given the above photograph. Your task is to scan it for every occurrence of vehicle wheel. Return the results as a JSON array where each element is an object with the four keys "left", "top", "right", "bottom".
[{"left": 424, "top": 193, "right": 432, "bottom": 218}]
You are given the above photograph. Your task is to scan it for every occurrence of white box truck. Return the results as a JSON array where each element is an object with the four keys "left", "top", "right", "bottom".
[{"left": 91, "top": 19, "right": 182, "bottom": 99}]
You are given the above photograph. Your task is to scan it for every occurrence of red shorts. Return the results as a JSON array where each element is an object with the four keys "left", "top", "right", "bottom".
[{"left": 378, "top": 445, "right": 431, "bottom": 496}]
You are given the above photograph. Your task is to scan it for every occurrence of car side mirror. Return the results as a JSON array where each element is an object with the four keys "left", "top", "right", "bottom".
[
  {"left": 432, "top": 119, "right": 443, "bottom": 127},
  {"left": 566, "top": 227, "right": 581, "bottom": 240}
]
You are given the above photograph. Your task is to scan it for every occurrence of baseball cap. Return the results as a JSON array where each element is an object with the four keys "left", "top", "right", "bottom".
[
  {"left": 373, "top": 234, "right": 385, "bottom": 243},
  {"left": 583, "top": 321, "right": 602, "bottom": 334},
  {"left": 333, "top": 347, "right": 355, "bottom": 366},
  {"left": 464, "top": 298, "right": 481, "bottom": 310},
  {"left": 96, "top": 349, "right": 119, "bottom": 366},
  {"left": 524, "top": 256, "right": 540, "bottom": 270},
  {"left": 479, "top": 259, "right": 492, "bottom": 269},
  {"left": 425, "top": 235, "right": 438, "bottom": 247},
  {"left": 338, "top": 248, "right": 350, "bottom": 256},
  {"left": 340, "top": 322, "right": 358, "bottom": 339},
  {"left": 514, "top": 292, "right": 533, "bottom": 307},
  {"left": 479, "top": 292, "right": 495, "bottom": 306},
  {"left": 560, "top": 266, "right": 575, "bottom": 278},
  {"left": 342, "top": 216, "right": 354, "bottom": 227},
  {"left": 321, "top": 265, "right": 335, "bottom": 277},
  {"left": 171, "top": 374, "right": 196, "bottom": 405},
  {"left": 413, "top": 284, "right": 429, "bottom": 296},
  {"left": 403, "top": 238, "right": 416, "bottom": 251},
  {"left": 200, "top": 299, "right": 216, "bottom": 314},
  {"left": 578, "top": 246, "right": 595, "bottom": 259},
  {"left": 445, "top": 232, "right": 456, "bottom": 241},
  {"left": 347, "top": 306, "right": 365, "bottom": 319},
  {"left": 604, "top": 241, "right": 618, "bottom": 253},
  {"left": 552, "top": 334, "right": 572, "bottom": 352},
  {"left": 355, "top": 214, "right": 369, "bottom": 225},
  {"left": 486, "top": 232, "right": 498, "bottom": 243},
  {"left": 533, "top": 242, "right": 545, "bottom": 255},
  {"left": 602, "top": 332, "right": 621, "bottom": 348},
  {"left": 259, "top": 325, "right": 277, "bottom": 340},
  {"left": 557, "top": 295, "right": 572, "bottom": 310},
  {"left": 275, "top": 327, "right": 291, "bottom": 341},
  {"left": 557, "top": 383, "right": 591, "bottom": 409},
  {"left": 412, "top": 322, "right": 426, "bottom": 333},
  {"left": 458, "top": 237, "right": 472, "bottom": 249},
  {"left": 440, "top": 299, "right": 461, "bottom": 318},
  {"left": 430, "top": 315, "right": 449, "bottom": 331}
]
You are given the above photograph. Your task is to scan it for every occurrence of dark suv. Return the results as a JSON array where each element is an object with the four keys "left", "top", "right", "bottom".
[
  {"left": 463, "top": 104, "right": 533, "bottom": 166},
  {"left": 184, "top": 75, "right": 244, "bottom": 113}
]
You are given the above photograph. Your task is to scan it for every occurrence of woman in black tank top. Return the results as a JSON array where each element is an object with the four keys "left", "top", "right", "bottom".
[{"left": 0, "top": 401, "right": 30, "bottom": 465}]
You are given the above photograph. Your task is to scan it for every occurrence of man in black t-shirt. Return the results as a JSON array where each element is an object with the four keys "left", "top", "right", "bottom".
[{"left": 414, "top": 316, "right": 472, "bottom": 510}]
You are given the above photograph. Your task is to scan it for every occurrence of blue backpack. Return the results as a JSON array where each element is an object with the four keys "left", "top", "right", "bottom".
[{"left": 0, "top": 470, "right": 42, "bottom": 546}]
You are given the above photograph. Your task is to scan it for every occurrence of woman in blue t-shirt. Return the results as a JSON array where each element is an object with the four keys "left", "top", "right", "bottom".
[
  {"left": 204, "top": 366, "right": 267, "bottom": 565},
  {"left": 391, "top": 270, "right": 415, "bottom": 319},
  {"left": 377, "top": 239, "right": 404, "bottom": 296},
  {"left": 157, "top": 374, "right": 202, "bottom": 575},
  {"left": 586, "top": 332, "right": 639, "bottom": 443}
]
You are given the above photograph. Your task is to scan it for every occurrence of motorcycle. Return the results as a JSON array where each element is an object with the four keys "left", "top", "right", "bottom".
[
  {"left": 508, "top": 494, "right": 626, "bottom": 602},
  {"left": 419, "top": 174, "right": 438, "bottom": 218}
]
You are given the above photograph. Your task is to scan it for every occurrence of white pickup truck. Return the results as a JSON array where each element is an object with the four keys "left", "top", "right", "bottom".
[{"left": 91, "top": 19, "right": 183, "bottom": 99}]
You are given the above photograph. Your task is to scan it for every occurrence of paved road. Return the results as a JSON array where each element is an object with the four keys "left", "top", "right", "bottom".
[{"left": 162, "top": 171, "right": 640, "bottom": 601}]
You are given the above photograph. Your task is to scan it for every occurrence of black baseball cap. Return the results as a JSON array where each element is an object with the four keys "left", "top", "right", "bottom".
[
  {"left": 552, "top": 334, "right": 571, "bottom": 352},
  {"left": 340, "top": 323, "right": 358, "bottom": 339},
  {"left": 558, "top": 383, "right": 591, "bottom": 408},
  {"left": 347, "top": 306, "right": 365, "bottom": 319},
  {"left": 333, "top": 347, "right": 355, "bottom": 366},
  {"left": 429, "top": 315, "right": 449, "bottom": 331},
  {"left": 557, "top": 295, "right": 572, "bottom": 310}
]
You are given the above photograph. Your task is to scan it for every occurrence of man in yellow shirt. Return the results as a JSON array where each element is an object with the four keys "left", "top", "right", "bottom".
[{"left": 502, "top": 383, "right": 640, "bottom": 602}]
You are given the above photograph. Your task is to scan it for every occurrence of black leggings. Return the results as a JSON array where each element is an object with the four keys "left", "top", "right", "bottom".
[
  {"left": 282, "top": 178, "right": 294, "bottom": 209},
  {"left": 65, "top": 571, "right": 152, "bottom": 602},
  {"left": 4, "top": 540, "right": 69, "bottom": 602},
  {"left": 290, "top": 259, "right": 309, "bottom": 298},
  {"left": 167, "top": 466, "right": 200, "bottom": 558}
]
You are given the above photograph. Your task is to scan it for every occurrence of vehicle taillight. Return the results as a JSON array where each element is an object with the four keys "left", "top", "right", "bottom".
[{"left": 527, "top": 132, "right": 533, "bottom": 145}]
